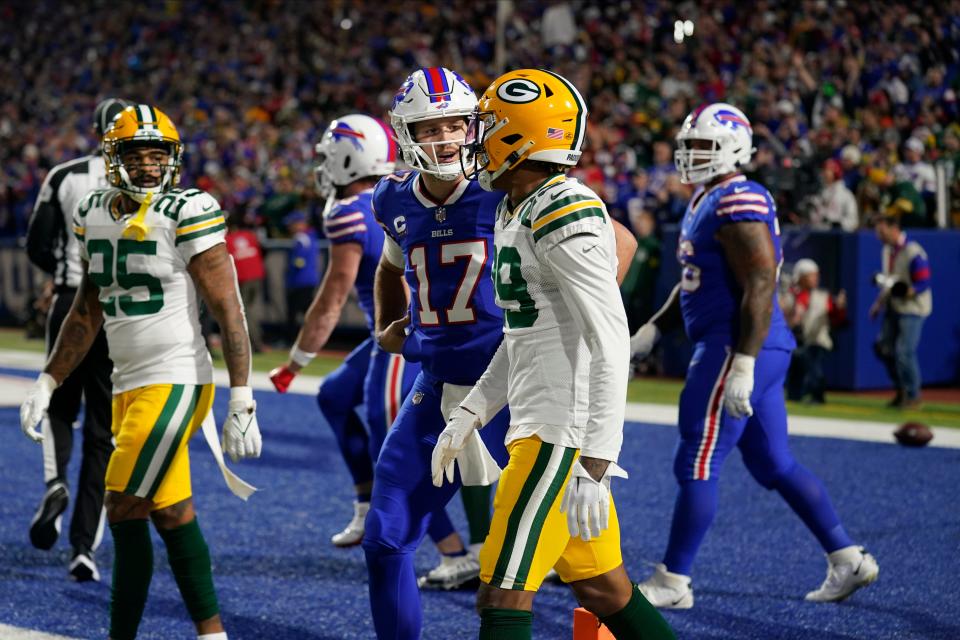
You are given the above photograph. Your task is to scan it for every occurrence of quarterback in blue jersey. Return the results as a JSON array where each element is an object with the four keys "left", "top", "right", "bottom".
[
  {"left": 631, "top": 103, "right": 878, "bottom": 607},
  {"left": 270, "top": 114, "right": 445, "bottom": 548},
  {"left": 364, "top": 67, "right": 510, "bottom": 640}
]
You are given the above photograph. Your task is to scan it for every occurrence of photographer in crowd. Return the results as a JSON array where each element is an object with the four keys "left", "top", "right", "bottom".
[{"left": 869, "top": 213, "right": 932, "bottom": 409}]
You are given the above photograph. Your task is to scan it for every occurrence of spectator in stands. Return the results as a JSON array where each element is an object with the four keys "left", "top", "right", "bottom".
[
  {"left": 284, "top": 211, "right": 320, "bottom": 344},
  {"left": 880, "top": 168, "right": 929, "bottom": 228},
  {"left": 225, "top": 214, "right": 267, "bottom": 352},
  {"left": 620, "top": 210, "right": 661, "bottom": 335},
  {"left": 782, "top": 259, "right": 848, "bottom": 404},
  {"left": 811, "top": 159, "right": 859, "bottom": 231},
  {"left": 869, "top": 213, "right": 932, "bottom": 409},
  {"left": 894, "top": 137, "right": 937, "bottom": 218}
]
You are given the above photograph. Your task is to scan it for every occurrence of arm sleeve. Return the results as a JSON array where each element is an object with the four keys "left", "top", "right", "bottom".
[
  {"left": 909, "top": 250, "right": 932, "bottom": 294},
  {"left": 323, "top": 204, "right": 368, "bottom": 246},
  {"left": 715, "top": 185, "right": 773, "bottom": 225},
  {"left": 460, "top": 338, "right": 509, "bottom": 426},
  {"left": 543, "top": 233, "right": 629, "bottom": 462},
  {"left": 381, "top": 233, "right": 405, "bottom": 269},
  {"left": 26, "top": 172, "right": 64, "bottom": 273}
]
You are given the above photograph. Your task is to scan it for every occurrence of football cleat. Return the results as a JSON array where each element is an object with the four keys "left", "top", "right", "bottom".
[
  {"left": 69, "top": 546, "right": 100, "bottom": 583},
  {"left": 331, "top": 501, "right": 369, "bottom": 547},
  {"left": 418, "top": 552, "right": 480, "bottom": 590},
  {"left": 30, "top": 481, "right": 69, "bottom": 551},
  {"left": 805, "top": 545, "right": 878, "bottom": 603},
  {"left": 637, "top": 563, "right": 694, "bottom": 609}
]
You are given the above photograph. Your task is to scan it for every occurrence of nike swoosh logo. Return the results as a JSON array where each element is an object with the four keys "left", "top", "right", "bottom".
[
  {"left": 202, "top": 202, "right": 215, "bottom": 211},
  {"left": 582, "top": 243, "right": 600, "bottom": 253},
  {"left": 734, "top": 186, "right": 749, "bottom": 193},
  {"left": 550, "top": 189, "right": 573, "bottom": 201}
]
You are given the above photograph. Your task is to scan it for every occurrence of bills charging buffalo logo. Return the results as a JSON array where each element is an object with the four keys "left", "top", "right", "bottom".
[{"left": 331, "top": 123, "right": 366, "bottom": 151}]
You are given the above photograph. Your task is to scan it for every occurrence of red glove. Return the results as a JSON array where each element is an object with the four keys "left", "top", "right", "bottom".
[{"left": 269, "top": 365, "right": 297, "bottom": 393}]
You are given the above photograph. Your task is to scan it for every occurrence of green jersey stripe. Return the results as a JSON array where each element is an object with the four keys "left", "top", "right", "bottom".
[
  {"left": 145, "top": 385, "right": 202, "bottom": 499},
  {"left": 510, "top": 447, "right": 576, "bottom": 587},
  {"left": 175, "top": 222, "right": 226, "bottom": 245},
  {"left": 125, "top": 384, "right": 184, "bottom": 495},
  {"left": 535, "top": 193, "right": 598, "bottom": 220},
  {"left": 177, "top": 210, "right": 224, "bottom": 228},
  {"left": 491, "top": 441, "right": 555, "bottom": 588},
  {"left": 533, "top": 208, "right": 606, "bottom": 242}
]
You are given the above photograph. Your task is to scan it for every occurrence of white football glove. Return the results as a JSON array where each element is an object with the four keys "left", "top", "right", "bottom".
[
  {"left": 559, "top": 459, "right": 628, "bottom": 542},
  {"left": 630, "top": 323, "right": 661, "bottom": 361},
  {"left": 722, "top": 353, "right": 755, "bottom": 419},
  {"left": 431, "top": 407, "right": 482, "bottom": 487},
  {"left": 221, "top": 386, "right": 262, "bottom": 462},
  {"left": 20, "top": 373, "right": 58, "bottom": 443}
]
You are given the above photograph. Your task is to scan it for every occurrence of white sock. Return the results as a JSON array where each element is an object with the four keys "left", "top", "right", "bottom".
[{"left": 198, "top": 633, "right": 227, "bottom": 640}]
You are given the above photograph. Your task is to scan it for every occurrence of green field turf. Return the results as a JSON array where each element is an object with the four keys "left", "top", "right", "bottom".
[{"left": 3, "top": 329, "right": 957, "bottom": 428}]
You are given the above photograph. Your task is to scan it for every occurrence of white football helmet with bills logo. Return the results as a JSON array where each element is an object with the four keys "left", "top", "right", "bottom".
[
  {"left": 390, "top": 67, "right": 478, "bottom": 181},
  {"left": 674, "top": 102, "right": 754, "bottom": 184},
  {"left": 315, "top": 114, "right": 397, "bottom": 215}
]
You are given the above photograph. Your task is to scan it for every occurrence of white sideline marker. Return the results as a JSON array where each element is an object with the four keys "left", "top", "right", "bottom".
[{"left": 0, "top": 624, "right": 80, "bottom": 639}]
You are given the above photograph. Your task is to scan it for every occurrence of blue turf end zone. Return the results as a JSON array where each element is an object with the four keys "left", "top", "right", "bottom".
[{"left": 0, "top": 387, "right": 958, "bottom": 639}]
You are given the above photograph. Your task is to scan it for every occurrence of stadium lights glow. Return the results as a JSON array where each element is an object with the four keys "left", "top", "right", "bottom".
[
  {"left": 340, "top": 18, "right": 353, "bottom": 30},
  {"left": 674, "top": 19, "right": 695, "bottom": 43}
]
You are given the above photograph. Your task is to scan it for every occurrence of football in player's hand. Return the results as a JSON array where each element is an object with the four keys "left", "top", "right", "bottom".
[{"left": 893, "top": 422, "right": 933, "bottom": 447}]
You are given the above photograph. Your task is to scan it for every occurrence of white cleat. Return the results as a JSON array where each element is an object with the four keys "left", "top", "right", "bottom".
[
  {"left": 805, "top": 545, "right": 879, "bottom": 603},
  {"left": 637, "top": 563, "right": 694, "bottom": 609},
  {"left": 330, "top": 501, "right": 369, "bottom": 547},
  {"left": 418, "top": 552, "right": 481, "bottom": 590}
]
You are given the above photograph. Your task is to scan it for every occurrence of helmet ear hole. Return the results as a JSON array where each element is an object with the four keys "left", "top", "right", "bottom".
[
  {"left": 544, "top": 84, "right": 554, "bottom": 97},
  {"left": 501, "top": 133, "right": 522, "bottom": 145},
  {"left": 343, "top": 155, "right": 352, "bottom": 170}
]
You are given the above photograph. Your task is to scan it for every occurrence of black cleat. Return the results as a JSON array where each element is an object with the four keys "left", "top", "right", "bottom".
[
  {"left": 29, "top": 482, "right": 69, "bottom": 550},
  {"left": 69, "top": 546, "right": 100, "bottom": 582}
]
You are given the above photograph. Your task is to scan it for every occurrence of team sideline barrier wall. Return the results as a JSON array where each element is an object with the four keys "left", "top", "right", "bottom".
[
  {"left": 656, "top": 228, "right": 960, "bottom": 390},
  {"left": 4, "top": 230, "right": 957, "bottom": 389}
]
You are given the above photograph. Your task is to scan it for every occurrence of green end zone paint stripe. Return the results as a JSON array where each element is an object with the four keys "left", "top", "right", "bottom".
[
  {"left": 145, "top": 385, "right": 202, "bottom": 499},
  {"left": 491, "top": 441, "right": 555, "bottom": 588},
  {"left": 124, "top": 384, "right": 184, "bottom": 495},
  {"left": 533, "top": 208, "right": 606, "bottom": 242},
  {"left": 510, "top": 447, "right": 576, "bottom": 587},
  {"left": 175, "top": 223, "right": 226, "bottom": 245},
  {"left": 177, "top": 210, "right": 224, "bottom": 228}
]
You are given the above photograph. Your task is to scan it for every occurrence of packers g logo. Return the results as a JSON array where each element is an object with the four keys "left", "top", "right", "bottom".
[{"left": 496, "top": 78, "right": 541, "bottom": 104}]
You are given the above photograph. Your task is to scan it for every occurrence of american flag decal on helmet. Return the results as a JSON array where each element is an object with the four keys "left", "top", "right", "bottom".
[{"left": 546, "top": 127, "right": 564, "bottom": 140}]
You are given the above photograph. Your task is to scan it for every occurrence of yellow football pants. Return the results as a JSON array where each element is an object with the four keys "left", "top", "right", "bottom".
[
  {"left": 479, "top": 436, "right": 623, "bottom": 591},
  {"left": 105, "top": 383, "right": 214, "bottom": 510}
]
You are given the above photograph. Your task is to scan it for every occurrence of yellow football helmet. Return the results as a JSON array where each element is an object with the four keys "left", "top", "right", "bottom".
[
  {"left": 102, "top": 104, "right": 183, "bottom": 202},
  {"left": 463, "top": 69, "right": 587, "bottom": 190}
]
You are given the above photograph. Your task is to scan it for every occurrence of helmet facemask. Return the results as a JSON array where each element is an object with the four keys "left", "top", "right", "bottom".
[
  {"left": 674, "top": 137, "right": 729, "bottom": 185},
  {"left": 106, "top": 139, "right": 182, "bottom": 203},
  {"left": 394, "top": 115, "right": 471, "bottom": 181},
  {"left": 461, "top": 110, "right": 534, "bottom": 191}
]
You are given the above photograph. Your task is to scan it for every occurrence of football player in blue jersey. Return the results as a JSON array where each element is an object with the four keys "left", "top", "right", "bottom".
[
  {"left": 270, "top": 115, "right": 475, "bottom": 566},
  {"left": 363, "top": 67, "right": 512, "bottom": 640},
  {"left": 630, "top": 103, "right": 878, "bottom": 608}
]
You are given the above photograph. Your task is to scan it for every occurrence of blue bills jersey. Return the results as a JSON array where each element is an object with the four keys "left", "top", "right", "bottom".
[
  {"left": 677, "top": 175, "right": 795, "bottom": 351},
  {"left": 372, "top": 172, "right": 505, "bottom": 385},
  {"left": 322, "top": 189, "right": 382, "bottom": 334}
]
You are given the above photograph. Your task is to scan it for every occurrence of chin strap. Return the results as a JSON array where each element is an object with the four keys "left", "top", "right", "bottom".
[{"left": 121, "top": 191, "right": 153, "bottom": 241}]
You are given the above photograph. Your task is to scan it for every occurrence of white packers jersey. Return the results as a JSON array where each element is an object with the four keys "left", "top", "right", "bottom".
[
  {"left": 491, "top": 174, "right": 625, "bottom": 458},
  {"left": 73, "top": 187, "right": 226, "bottom": 393}
]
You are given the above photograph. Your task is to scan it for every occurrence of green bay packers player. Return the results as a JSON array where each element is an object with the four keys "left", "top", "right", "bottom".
[
  {"left": 20, "top": 104, "right": 261, "bottom": 640},
  {"left": 431, "top": 70, "right": 675, "bottom": 639}
]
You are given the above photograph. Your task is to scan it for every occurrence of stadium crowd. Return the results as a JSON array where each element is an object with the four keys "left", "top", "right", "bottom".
[{"left": 2, "top": 0, "right": 959, "bottom": 240}]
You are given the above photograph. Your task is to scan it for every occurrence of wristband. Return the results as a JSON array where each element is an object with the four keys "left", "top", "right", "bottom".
[
  {"left": 290, "top": 345, "right": 316, "bottom": 368},
  {"left": 230, "top": 386, "right": 254, "bottom": 403}
]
